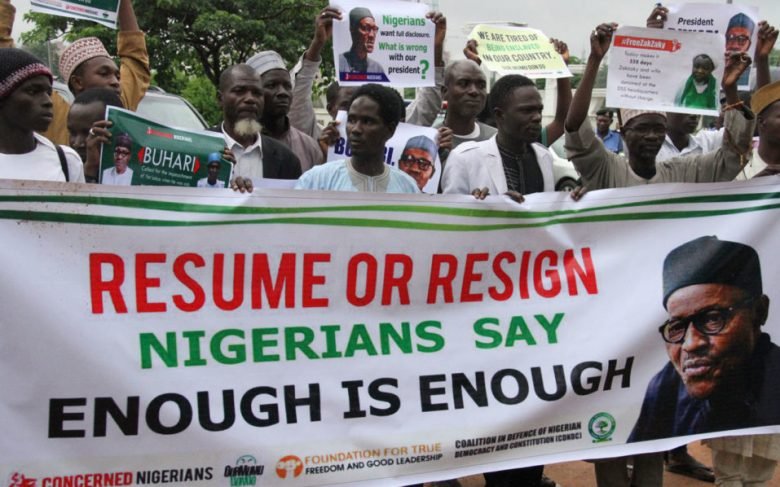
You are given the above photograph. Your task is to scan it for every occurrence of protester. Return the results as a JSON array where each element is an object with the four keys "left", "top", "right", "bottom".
[
  {"left": 246, "top": 50, "right": 323, "bottom": 171},
  {"left": 0, "top": 48, "right": 84, "bottom": 182},
  {"left": 296, "top": 84, "right": 417, "bottom": 193},
  {"left": 442, "top": 73, "right": 556, "bottom": 200},
  {"left": 564, "top": 22, "right": 755, "bottom": 487},
  {"left": 594, "top": 108, "right": 623, "bottom": 154},
  {"left": 461, "top": 37, "right": 573, "bottom": 148},
  {"left": 675, "top": 54, "right": 718, "bottom": 110},
  {"left": 209, "top": 64, "right": 301, "bottom": 193},
  {"left": 66, "top": 87, "right": 124, "bottom": 182},
  {"left": 47, "top": 0, "right": 149, "bottom": 145}
]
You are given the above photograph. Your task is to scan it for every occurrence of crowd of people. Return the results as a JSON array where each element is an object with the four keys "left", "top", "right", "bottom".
[{"left": 1, "top": 0, "right": 780, "bottom": 485}]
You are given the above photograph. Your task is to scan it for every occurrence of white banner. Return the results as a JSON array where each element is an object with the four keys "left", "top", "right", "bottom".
[
  {"left": 31, "top": 0, "right": 120, "bottom": 29},
  {"left": 327, "top": 110, "right": 442, "bottom": 193},
  {"left": 607, "top": 26, "right": 724, "bottom": 116},
  {"left": 2, "top": 179, "right": 780, "bottom": 486},
  {"left": 331, "top": 0, "right": 435, "bottom": 87}
]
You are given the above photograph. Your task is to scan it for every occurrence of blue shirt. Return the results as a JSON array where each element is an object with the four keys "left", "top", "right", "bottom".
[
  {"left": 295, "top": 159, "right": 419, "bottom": 193},
  {"left": 597, "top": 130, "right": 623, "bottom": 154}
]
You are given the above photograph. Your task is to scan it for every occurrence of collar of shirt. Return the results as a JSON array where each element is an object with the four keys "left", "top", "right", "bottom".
[{"left": 221, "top": 122, "right": 263, "bottom": 157}]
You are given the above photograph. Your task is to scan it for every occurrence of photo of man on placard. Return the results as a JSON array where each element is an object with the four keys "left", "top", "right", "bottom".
[
  {"left": 339, "top": 7, "right": 385, "bottom": 76},
  {"left": 102, "top": 132, "right": 134, "bottom": 185},
  {"left": 629, "top": 236, "right": 780, "bottom": 442}
]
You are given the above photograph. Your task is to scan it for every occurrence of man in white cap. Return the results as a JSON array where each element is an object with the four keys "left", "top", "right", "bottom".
[
  {"left": 41, "top": 0, "right": 149, "bottom": 145},
  {"left": 246, "top": 50, "right": 322, "bottom": 172},
  {"left": 564, "top": 22, "right": 755, "bottom": 487}
]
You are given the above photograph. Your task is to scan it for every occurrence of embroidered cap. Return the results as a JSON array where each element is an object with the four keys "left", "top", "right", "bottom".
[{"left": 59, "top": 37, "right": 112, "bottom": 83}]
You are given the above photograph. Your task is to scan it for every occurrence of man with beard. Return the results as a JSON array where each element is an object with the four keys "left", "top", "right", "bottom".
[
  {"left": 0, "top": 48, "right": 83, "bottom": 182},
  {"left": 210, "top": 64, "right": 301, "bottom": 192},
  {"left": 66, "top": 88, "right": 124, "bottom": 183},
  {"left": 442, "top": 74, "right": 555, "bottom": 198},
  {"left": 247, "top": 50, "right": 323, "bottom": 172},
  {"left": 339, "top": 7, "right": 385, "bottom": 77},
  {"left": 564, "top": 23, "right": 755, "bottom": 487}
]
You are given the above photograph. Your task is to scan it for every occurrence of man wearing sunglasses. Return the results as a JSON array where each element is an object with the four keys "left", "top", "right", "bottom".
[
  {"left": 629, "top": 236, "right": 780, "bottom": 444},
  {"left": 398, "top": 135, "right": 437, "bottom": 191}
]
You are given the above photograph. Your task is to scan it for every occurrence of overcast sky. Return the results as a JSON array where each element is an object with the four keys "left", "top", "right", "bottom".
[{"left": 11, "top": 0, "right": 780, "bottom": 60}]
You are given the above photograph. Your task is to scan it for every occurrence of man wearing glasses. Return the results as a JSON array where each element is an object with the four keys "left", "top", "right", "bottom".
[
  {"left": 102, "top": 133, "right": 134, "bottom": 185},
  {"left": 629, "top": 236, "right": 780, "bottom": 443},
  {"left": 725, "top": 13, "right": 755, "bottom": 54},
  {"left": 339, "top": 7, "right": 385, "bottom": 78}
]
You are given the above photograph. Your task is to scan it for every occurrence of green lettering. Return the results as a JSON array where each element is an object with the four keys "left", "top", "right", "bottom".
[
  {"left": 321, "top": 325, "right": 343, "bottom": 358},
  {"left": 285, "top": 327, "right": 318, "bottom": 360},
  {"left": 380, "top": 322, "right": 412, "bottom": 354},
  {"left": 183, "top": 330, "right": 207, "bottom": 366},
  {"left": 506, "top": 316, "right": 537, "bottom": 346},
  {"left": 251, "top": 328, "right": 280, "bottom": 362},
  {"left": 211, "top": 328, "right": 246, "bottom": 364},
  {"left": 139, "top": 332, "right": 177, "bottom": 369},
  {"left": 345, "top": 324, "right": 378, "bottom": 357},
  {"left": 535, "top": 313, "right": 564, "bottom": 344},
  {"left": 416, "top": 320, "right": 445, "bottom": 352},
  {"left": 473, "top": 317, "right": 502, "bottom": 349}
]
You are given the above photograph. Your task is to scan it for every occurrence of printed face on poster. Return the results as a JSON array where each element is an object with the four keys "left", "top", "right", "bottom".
[
  {"left": 30, "top": 0, "right": 121, "bottom": 29},
  {"left": 666, "top": 3, "right": 759, "bottom": 88},
  {"left": 467, "top": 25, "right": 572, "bottom": 79},
  {"left": 98, "top": 107, "right": 232, "bottom": 188},
  {"left": 331, "top": 0, "right": 435, "bottom": 87},
  {"left": 327, "top": 110, "right": 441, "bottom": 192},
  {"left": 606, "top": 26, "right": 725, "bottom": 116}
]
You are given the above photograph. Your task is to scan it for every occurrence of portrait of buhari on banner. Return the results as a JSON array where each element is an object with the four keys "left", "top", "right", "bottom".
[{"left": 331, "top": 0, "right": 435, "bottom": 87}]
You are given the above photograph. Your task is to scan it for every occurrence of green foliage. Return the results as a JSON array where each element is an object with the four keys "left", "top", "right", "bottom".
[
  {"left": 770, "top": 48, "right": 780, "bottom": 67},
  {"left": 21, "top": 0, "right": 329, "bottom": 92},
  {"left": 19, "top": 42, "right": 61, "bottom": 78},
  {"left": 180, "top": 75, "right": 221, "bottom": 125}
]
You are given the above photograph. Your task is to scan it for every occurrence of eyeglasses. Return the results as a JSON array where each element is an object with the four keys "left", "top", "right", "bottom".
[
  {"left": 399, "top": 155, "right": 433, "bottom": 171},
  {"left": 726, "top": 34, "right": 750, "bottom": 45},
  {"left": 358, "top": 25, "right": 379, "bottom": 34},
  {"left": 659, "top": 297, "right": 755, "bottom": 344},
  {"left": 114, "top": 147, "right": 131, "bottom": 156}
]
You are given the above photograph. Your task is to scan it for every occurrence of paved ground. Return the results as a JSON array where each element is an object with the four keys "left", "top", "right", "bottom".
[{"left": 449, "top": 442, "right": 780, "bottom": 486}]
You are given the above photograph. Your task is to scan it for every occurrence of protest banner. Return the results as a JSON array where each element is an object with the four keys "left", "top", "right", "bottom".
[
  {"left": 467, "top": 24, "right": 571, "bottom": 79},
  {"left": 331, "top": 0, "right": 435, "bottom": 87},
  {"left": 2, "top": 179, "right": 780, "bottom": 486},
  {"left": 326, "top": 110, "right": 441, "bottom": 192},
  {"left": 666, "top": 3, "right": 759, "bottom": 89},
  {"left": 606, "top": 26, "right": 724, "bottom": 116},
  {"left": 31, "top": 0, "right": 121, "bottom": 29},
  {"left": 99, "top": 107, "right": 231, "bottom": 188}
]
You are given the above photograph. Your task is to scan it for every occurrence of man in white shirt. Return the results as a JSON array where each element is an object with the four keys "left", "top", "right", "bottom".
[
  {"left": 101, "top": 133, "right": 134, "bottom": 185},
  {"left": 0, "top": 48, "right": 84, "bottom": 183},
  {"left": 656, "top": 112, "right": 723, "bottom": 162},
  {"left": 196, "top": 153, "right": 226, "bottom": 188}
]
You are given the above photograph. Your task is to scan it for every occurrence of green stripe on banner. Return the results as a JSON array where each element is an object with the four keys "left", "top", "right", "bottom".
[
  {"left": 0, "top": 191, "right": 779, "bottom": 221},
  {"left": 2, "top": 202, "right": 780, "bottom": 231}
]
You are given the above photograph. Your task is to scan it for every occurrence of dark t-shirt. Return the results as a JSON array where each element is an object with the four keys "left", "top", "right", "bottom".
[{"left": 497, "top": 143, "right": 544, "bottom": 194}]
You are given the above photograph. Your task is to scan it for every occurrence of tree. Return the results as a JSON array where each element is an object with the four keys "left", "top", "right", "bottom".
[{"left": 21, "top": 0, "right": 329, "bottom": 91}]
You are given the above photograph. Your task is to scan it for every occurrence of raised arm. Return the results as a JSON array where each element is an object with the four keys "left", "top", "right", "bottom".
[
  {"left": 290, "top": 7, "right": 342, "bottom": 138},
  {"left": 565, "top": 23, "right": 616, "bottom": 132},
  {"left": 117, "top": 0, "right": 140, "bottom": 32},
  {"left": 116, "top": 0, "right": 150, "bottom": 111},
  {"left": 544, "top": 38, "right": 572, "bottom": 146},
  {"left": 405, "top": 11, "right": 446, "bottom": 126},
  {"left": 754, "top": 21, "right": 778, "bottom": 90}
]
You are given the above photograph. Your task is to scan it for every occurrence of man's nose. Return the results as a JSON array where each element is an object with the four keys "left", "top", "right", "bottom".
[{"left": 681, "top": 323, "right": 709, "bottom": 351}]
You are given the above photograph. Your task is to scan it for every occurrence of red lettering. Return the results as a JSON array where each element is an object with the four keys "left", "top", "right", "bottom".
[
  {"left": 303, "top": 253, "right": 330, "bottom": 307},
  {"left": 172, "top": 253, "right": 205, "bottom": 312},
  {"left": 213, "top": 253, "right": 245, "bottom": 310},
  {"left": 89, "top": 253, "right": 127, "bottom": 314},
  {"left": 460, "top": 252, "right": 488, "bottom": 302},
  {"left": 135, "top": 253, "right": 167, "bottom": 313},
  {"left": 534, "top": 250, "right": 561, "bottom": 298},
  {"left": 381, "top": 253, "right": 412, "bottom": 305},
  {"left": 346, "top": 253, "right": 377, "bottom": 306},
  {"left": 426, "top": 254, "right": 458, "bottom": 304},
  {"left": 518, "top": 251, "right": 532, "bottom": 299},
  {"left": 564, "top": 247, "right": 599, "bottom": 295},
  {"left": 251, "top": 253, "right": 296, "bottom": 309},
  {"left": 488, "top": 251, "right": 516, "bottom": 301}
]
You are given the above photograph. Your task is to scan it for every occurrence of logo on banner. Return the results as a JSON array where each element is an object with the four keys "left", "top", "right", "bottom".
[
  {"left": 224, "top": 455, "right": 264, "bottom": 486},
  {"left": 588, "top": 412, "right": 617, "bottom": 443},
  {"left": 275, "top": 455, "right": 304, "bottom": 479},
  {"left": 7, "top": 473, "right": 36, "bottom": 487}
]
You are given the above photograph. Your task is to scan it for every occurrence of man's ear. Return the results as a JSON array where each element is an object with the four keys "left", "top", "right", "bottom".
[
  {"left": 440, "top": 84, "right": 448, "bottom": 100},
  {"left": 70, "top": 75, "right": 85, "bottom": 93},
  {"left": 756, "top": 295, "right": 770, "bottom": 327}
]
